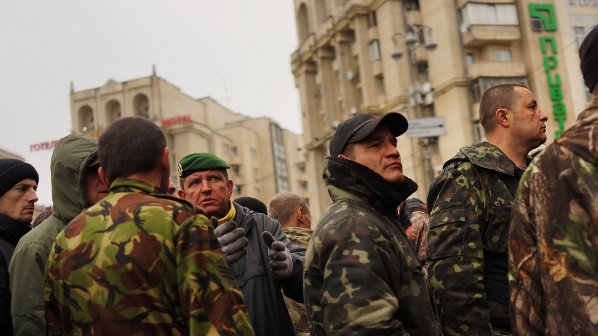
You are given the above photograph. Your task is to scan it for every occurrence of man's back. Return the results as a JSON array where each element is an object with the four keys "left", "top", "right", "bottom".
[{"left": 45, "top": 178, "right": 253, "bottom": 335}]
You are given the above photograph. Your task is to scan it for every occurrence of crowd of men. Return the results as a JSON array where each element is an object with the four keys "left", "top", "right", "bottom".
[{"left": 0, "top": 25, "right": 596, "bottom": 336}]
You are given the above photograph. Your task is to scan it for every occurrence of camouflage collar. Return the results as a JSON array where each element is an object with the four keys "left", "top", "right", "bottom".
[
  {"left": 324, "top": 157, "right": 418, "bottom": 212},
  {"left": 453, "top": 141, "right": 527, "bottom": 176},
  {"left": 555, "top": 106, "right": 598, "bottom": 166},
  {"left": 109, "top": 178, "right": 166, "bottom": 195}
]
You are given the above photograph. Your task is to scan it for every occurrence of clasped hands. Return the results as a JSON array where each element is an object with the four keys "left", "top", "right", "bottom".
[{"left": 211, "top": 217, "right": 293, "bottom": 279}]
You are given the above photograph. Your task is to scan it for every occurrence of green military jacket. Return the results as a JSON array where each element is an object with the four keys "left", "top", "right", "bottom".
[
  {"left": 44, "top": 178, "right": 254, "bottom": 336},
  {"left": 427, "top": 141, "right": 523, "bottom": 335},
  {"left": 10, "top": 134, "right": 98, "bottom": 336},
  {"left": 510, "top": 106, "right": 598, "bottom": 335},
  {"left": 305, "top": 157, "right": 440, "bottom": 335}
]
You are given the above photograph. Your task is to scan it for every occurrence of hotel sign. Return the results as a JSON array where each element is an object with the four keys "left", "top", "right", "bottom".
[{"left": 529, "top": 3, "right": 566, "bottom": 138}]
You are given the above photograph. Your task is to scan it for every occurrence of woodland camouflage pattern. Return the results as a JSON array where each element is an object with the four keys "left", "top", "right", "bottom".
[
  {"left": 405, "top": 210, "right": 429, "bottom": 265},
  {"left": 509, "top": 107, "right": 598, "bottom": 335},
  {"left": 427, "top": 142, "right": 521, "bottom": 335},
  {"left": 305, "top": 157, "right": 440, "bottom": 335},
  {"left": 44, "top": 178, "right": 254, "bottom": 336},
  {"left": 282, "top": 226, "right": 312, "bottom": 336}
]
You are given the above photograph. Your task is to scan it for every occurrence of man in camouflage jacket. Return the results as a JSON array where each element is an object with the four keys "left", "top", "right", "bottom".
[
  {"left": 305, "top": 113, "right": 440, "bottom": 335},
  {"left": 44, "top": 117, "right": 253, "bottom": 335},
  {"left": 509, "top": 26, "right": 598, "bottom": 335},
  {"left": 427, "top": 84, "right": 548, "bottom": 335}
]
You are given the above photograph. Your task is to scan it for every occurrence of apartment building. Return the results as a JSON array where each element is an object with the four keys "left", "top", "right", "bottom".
[
  {"left": 69, "top": 71, "right": 314, "bottom": 211},
  {"left": 291, "top": 0, "right": 598, "bottom": 211}
]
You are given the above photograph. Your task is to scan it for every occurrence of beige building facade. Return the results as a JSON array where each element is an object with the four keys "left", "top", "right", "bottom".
[
  {"left": 291, "top": 0, "right": 598, "bottom": 212},
  {"left": 69, "top": 71, "right": 314, "bottom": 212}
]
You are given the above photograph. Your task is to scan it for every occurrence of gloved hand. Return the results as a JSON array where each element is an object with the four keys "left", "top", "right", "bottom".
[
  {"left": 212, "top": 217, "right": 248, "bottom": 264},
  {"left": 262, "top": 231, "right": 293, "bottom": 279}
]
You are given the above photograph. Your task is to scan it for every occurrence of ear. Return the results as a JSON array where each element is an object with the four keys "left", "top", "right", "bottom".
[
  {"left": 161, "top": 147, "right": 170, "bottom": 171},
  {"left": 496, "top": 108, "right": 510, "bottom": 127},
  {"left": 227, "top": 180, "right": 234, "bottom": 197},
  {"left": 177, "top": 189, "right": 186, "bottom": 199},
  {"left": 338, "top": 154, "right": 349, "bottom": 160},
  {"left": 98, "top": 167, "right": 110, "bottom": 189}
]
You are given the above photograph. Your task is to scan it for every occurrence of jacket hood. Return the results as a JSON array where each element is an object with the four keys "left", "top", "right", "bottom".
[
  {"left": 50, "top": 134, "right": 98, "bottom": 222},
  {"left": 449, "top": 141, "right": 523, "bottom": 176},
  {"left": 556, "top": 105, "right": 598, "bottom": 166},
  {"left": 324, "top": 156, "right": 418, "bottom": 213}
]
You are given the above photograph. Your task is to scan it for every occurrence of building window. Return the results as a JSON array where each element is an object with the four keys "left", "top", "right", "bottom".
[
  {"left": 367, "top": 11, "right": 377, "bottom": 28},
  {"left": 574, "top": 26, "right": 587, "bottom": 48},
  {"left": 369, "top": 39, "right": 381, "bottom": 61},
  {"left": 375, "top": 74, "right": 386, "bottom": 95},
  {"left": 495, "top": 49, "right": 512, "bottom": 62},
  {"left": 460, "top": 3, "right": 518, "bottom": 32},
  {"left": 470, "top": 77, "right": 527, "bottom": 102},
  {"left": 466, "top": 53, "right": 475, "bottom": 65}
]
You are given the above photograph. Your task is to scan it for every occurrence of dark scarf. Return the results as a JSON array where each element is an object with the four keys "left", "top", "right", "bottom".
[
  {"left": 0, "top": 214, "right": 31, "bottom": 246},
  {"left": 324, "top": 156, "right": 418, "bottom": 216}
]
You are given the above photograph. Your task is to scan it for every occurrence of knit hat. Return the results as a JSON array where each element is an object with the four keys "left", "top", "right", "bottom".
[
  {"left": 178, "top": 153, "right": 230, "bottom": 178},
  {"left": 580, "top": 25, "right": 598, "bottom": 92},
  {"left": 0, "top": 159, "right": 39, "bottom": 196}
]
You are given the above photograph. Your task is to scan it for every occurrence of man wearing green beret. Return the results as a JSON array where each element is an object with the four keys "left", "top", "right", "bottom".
[{"left": 178, "top": 153, "right": 305, "bottom": 336}]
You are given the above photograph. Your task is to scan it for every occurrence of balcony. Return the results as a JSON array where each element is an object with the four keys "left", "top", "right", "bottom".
[
  {"left": 462, "top": 25, "right": 520, "bottom": 47},
  {"left": 468, "top": 61, "right": 526, "bottom": 79}
]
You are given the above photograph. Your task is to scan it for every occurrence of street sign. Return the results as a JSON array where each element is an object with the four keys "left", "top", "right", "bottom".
[{"left": 406, "top": 117, "right": 446, "bottom": 138}]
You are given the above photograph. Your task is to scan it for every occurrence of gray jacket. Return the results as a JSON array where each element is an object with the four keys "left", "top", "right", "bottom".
[{"left": 231, "top": 202, "right": 304, "bottom": 336}]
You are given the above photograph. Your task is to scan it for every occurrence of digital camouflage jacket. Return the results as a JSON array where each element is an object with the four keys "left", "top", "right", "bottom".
[
  {"left": 305, "top": 157, "right": 440, "bottom": 335},
  {"left": 44, "top": 178, "right": 254, "bottom": 336},
  {"left": 427, "top": 141, "right": 524, "bottom": 335},
  {"left": 509, "top": 106, "right": 598, "bottom": 335}
]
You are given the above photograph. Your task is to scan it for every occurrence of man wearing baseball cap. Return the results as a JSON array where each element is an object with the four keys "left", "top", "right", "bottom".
[
  {"left": 0, "top": 158, "right": 39, "bottom": 335},
  {"left": 509, "top": 25, "right": 598, "bottom": 334},
  {"left": 304, "top": 112, "right": 440, "bottom": 335},
  {"left": 177, "top": 153, "right": 305, "bottom": 336}
]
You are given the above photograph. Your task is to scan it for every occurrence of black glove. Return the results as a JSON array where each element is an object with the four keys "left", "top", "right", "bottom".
[
  {"left": 212, "top": 217, "right": 248, "bottom": 264},
  {"left": 262, "top": 231, "right": 293, "bottom": 279}
]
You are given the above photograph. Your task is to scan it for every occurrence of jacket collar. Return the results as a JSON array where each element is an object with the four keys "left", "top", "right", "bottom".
[
  {"left": 455, "top": 141, "right": 528, "bottom": 176},
  {"left": 324, "top": 156, "right": 418, "bottom": 214},
  {"left": 109, "top": 178, "right": 165, "bottom": 195},
  {"left": 0, "top": 214, "right": 31, "bottom": 246}
]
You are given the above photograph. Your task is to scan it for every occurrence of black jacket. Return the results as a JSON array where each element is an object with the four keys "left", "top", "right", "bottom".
[{"left": 0, "top": 214, "right": 30, "bottom": 336}]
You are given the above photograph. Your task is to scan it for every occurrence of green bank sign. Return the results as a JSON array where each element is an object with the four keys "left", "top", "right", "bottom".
[{"left": 529, "top": 3, "right": 566, "bottom": 138}]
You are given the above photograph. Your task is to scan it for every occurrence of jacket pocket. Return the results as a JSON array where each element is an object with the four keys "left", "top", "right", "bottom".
[
  {"left": 235, "top": 259, "right": 266, "bottom": 288},
  {"left": 428, "top": 207, "right": 470, "bottom": 259}
]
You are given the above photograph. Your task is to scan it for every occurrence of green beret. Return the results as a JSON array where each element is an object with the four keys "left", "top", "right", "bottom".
[{"left": 178, "top": 153, "right": 230, "bottom": 178}]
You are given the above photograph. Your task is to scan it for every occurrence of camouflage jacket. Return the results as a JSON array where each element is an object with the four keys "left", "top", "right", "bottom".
[
  {"left": 509, "top": 106, "right": 598, "bottom": 335},
  {"left": 305, "top": 157, "right": 440, "bottom": 335},
  {"left": 427, "top": 141, "right": 524, "bottom": 335},
  {"left": 44, "top": 178, "right": 254, "bottom": 336}
]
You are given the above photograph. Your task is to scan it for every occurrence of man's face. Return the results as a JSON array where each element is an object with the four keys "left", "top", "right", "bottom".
[
  {"left": 179, "top": 170, "right": 233, "bottom": 218},
  {"left": 509, "top": 86, "right": 549, "bottom": 150},
  {"left": 0, "top": 178, "right": 38, "bottom": 222},
  {"left": 340, "top": 125, "right": 404, "bottom": 184},
  {"left": 85, "top": 167, "right": 109, "bottom": 206}
]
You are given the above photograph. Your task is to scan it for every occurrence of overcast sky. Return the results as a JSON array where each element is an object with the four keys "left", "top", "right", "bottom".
[{"left": 0, "top": 0, "right": 302, "bottom": 206}]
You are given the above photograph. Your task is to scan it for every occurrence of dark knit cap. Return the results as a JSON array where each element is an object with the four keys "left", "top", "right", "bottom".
[
  {"left": 234, "top": 196, "right": 268, "bottom": 215},
  {"left": 0, "top": 159, "right": 39, "bottom": 196},
  {"left": 580, "top": 25, "right": 598, "bottom": 92}
]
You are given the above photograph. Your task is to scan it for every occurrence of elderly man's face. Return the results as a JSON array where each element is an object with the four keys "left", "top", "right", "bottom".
[
  {"left": 179, "top": 170, "right": 233, "bottom": 219},
  {"left": 0, "top": 178, "right": 38, "bottom": 222}
]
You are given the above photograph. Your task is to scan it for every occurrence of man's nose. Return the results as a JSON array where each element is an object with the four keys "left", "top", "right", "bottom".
[
  {"left": 29, "top": 190, "right": 39, "bottom": 203},
  {"left": 200, "top": 179, "right": 212, "bottom": 193}
]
